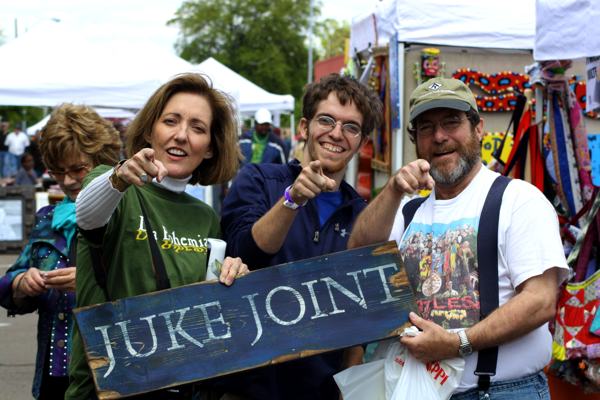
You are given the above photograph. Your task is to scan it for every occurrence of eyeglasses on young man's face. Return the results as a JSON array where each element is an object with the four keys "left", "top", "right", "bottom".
[
  {"left": 415, "top": 115, "right": 467, "bottom": 137},
  {"left": 48, "top": 164, "right": 91, "bottom": 181},
  {"left": 313, "top": 115, "right": 363, "bottom": 138}
]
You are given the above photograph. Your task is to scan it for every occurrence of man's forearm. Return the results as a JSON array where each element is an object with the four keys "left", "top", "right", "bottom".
[
  {"left": 348, "top": 183, "right": 403, "bottom": 249},
  {"left": 466, "top": 268, "right": 559, "bottom": 352},
  {"left": 251, "top": 198, "right": 299, "bottom": 254}
]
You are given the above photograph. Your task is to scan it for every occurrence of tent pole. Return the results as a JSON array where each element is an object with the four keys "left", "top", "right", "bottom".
[{"left": 392, "top": 40, "right": 405, "bottom": 172}]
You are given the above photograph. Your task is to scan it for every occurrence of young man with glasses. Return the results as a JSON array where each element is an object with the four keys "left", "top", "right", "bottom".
[
  {"left": 348, "top": 77, "right": 568, "bottom": 399},
  {"left": 218, "top": 74, "right": 382, "bottom": 399}
]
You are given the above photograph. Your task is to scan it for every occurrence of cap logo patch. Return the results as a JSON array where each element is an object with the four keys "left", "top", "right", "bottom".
[{"left": 428, "top": 82, "right": 442, "bottom": 90}]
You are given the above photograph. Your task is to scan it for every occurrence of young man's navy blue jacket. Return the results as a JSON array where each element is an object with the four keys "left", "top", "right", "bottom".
[
  {"left": 219, "top": 159, "right": 367, "bottom": 400},
  {"left": 239, "top": 129, "right": 287, "bottom": 165}
]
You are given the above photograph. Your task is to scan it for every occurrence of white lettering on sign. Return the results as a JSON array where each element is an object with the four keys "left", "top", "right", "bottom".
[{"left": 93, "top": 263, "right": 401, "bottom": 378}]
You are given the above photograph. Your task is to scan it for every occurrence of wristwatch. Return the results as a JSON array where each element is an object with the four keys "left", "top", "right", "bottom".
[
  {"left": 109, "top": 160, "right": 130, "bottom": 192},
  {"left": 457, "top": 329, "right": 473, "bottom": 357},
  {"left": 282, "top": 185, "right": 307, "bottom": 210}
]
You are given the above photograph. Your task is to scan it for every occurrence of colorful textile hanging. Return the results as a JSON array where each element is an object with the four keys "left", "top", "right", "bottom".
[
  {"left": 568, "top": 87, "right": 594, "bottom": 202},
  {"left": 549, "top": 90, "right": 584, "bottom": 217},
  {"left": 453, "top": 69, "right": 531, "bottom": 112}
]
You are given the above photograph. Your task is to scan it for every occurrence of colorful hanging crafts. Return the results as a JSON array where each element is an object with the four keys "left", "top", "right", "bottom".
[
  {"left": 414, "top": 48, "right": 444, "bottom": 84},
  {"left": 452, "top": 69, "right": 531, "bottom": 112},
  {"left": 570, "top": 77, "right": 600, "bottom": 119},
  {"left": 481, "top": 132, "right": 506, "bottom": 166}
]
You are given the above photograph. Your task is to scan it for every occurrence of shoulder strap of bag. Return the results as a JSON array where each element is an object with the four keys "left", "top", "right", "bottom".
[
  {"left": 79, "top": 187, "right": 171, "bottom": 301},
  {"left": 78, "top": 226, "right": 110, "bottom": 300},
  {"left": 402, "top": 196, "right": 429, "bottom": 230},
  {"left": 474, "top": 174, "right": 511, "bottom": 391},
  {"left": 134, "top": 189, "right": 171, "bottom": 291}
]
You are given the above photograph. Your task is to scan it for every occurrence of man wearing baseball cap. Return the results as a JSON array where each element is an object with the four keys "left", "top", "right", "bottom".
[
  {"left": 239, "top": 107, "right": 287, "bottom": 165},
  {"left": 349, "top": 77, "right": 568, "bottom": 399}
]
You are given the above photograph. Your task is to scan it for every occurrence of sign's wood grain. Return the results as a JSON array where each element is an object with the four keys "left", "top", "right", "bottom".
[{"left": 74, "top": 241, "right": 416, "bottom": 399}]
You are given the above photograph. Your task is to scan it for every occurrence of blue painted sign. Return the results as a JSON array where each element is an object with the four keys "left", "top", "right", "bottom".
[{"left": 74, "top": 242, "right": 415, "bottom": 398}]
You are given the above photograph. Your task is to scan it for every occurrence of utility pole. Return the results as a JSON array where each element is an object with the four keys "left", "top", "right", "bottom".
[
  {"left": 14, "top": 18, "right": 18, "bottom": 38},
  {"left": 307, "top": 0, "right": 314, "bottom": 83}
]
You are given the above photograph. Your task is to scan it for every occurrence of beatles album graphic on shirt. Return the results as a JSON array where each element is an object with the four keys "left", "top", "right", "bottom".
[{"left": 400, "top": 217, "right": 480, "bottom": 329}]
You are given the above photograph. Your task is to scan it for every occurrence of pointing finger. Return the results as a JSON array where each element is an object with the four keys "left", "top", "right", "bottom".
[{"left": 309, "top": 160, "right": 322, "bottom": 174}]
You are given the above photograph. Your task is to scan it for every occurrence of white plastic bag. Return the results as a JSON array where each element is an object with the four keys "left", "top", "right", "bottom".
[
  {"left": 388, "top": 327, "right": 465, "bottom": 400},
  {"left": 334, "top": 359, "right": 386, "bottom": 400},
  {"left": 338, "top": 327, "right": 465, "bottom": 400}
]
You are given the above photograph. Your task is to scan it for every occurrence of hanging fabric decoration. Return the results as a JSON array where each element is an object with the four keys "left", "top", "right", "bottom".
[
  {"left": 571, "top": 78, "right": 600, "bottom": 119},
  {"left": 549, "top": 89, "right": 583, "bottom": 216},
  {"left": 568, "top": 86, "right": 595, "bottom": 202},
  {"left": 453, "top": 69, "right": 531, "bottom": 112}
]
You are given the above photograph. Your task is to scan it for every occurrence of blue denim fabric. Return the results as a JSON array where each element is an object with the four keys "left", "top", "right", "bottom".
[{"left": 450, "top": 371, "right": 550, "bottom": 400}]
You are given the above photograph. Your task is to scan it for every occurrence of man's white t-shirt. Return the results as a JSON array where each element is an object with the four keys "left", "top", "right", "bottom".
[
  {"left": 389, "top": 166, "right": 569, "bottom": 392},
  {"left": 4, "top": 131, "right": 30, "bottom": 156}
]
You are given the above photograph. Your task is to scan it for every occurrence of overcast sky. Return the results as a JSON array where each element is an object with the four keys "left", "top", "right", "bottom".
[{"left": 1, "top": 0, "right": 379, "bottom": 53}]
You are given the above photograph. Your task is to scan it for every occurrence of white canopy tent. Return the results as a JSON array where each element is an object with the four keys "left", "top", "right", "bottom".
[
  {"left": 0, "top": 20, "right": 195, "bottom": 109},
  {"left": 350, "top": 0, "right": 536, "bottom": 173},
  {"left": 26, "top": 108, "right": 136, "bottom": 136},
  {"left": 0, "top": 20, "right": 295, "bottom": 126},
  {"left": 193, "top": 57, "right": 295, "bottom": 126},
  {"left": 534, "top": 0, "right": 600, "bottom": 60},
  {"left": 350, "top": 0, "right": 535, "bottom": 56}
]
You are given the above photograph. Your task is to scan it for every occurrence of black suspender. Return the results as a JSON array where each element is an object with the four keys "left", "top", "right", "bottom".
[
  {"left": 402, "top": 175, "right": 511, "bottom": 392},
  {"left": 473, "top": 175, "right": 511, "bottom": 391}
]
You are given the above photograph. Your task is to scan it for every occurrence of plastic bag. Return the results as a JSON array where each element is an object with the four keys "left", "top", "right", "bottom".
[
  {"left": 334, "top": 359, "right": 386, "bottom": 400},
  {"left": 390, "top": 327, "right": 464, "bottom": 400},
  {"left": 336, "top": 327, "right": 464, "bottom": 400}
]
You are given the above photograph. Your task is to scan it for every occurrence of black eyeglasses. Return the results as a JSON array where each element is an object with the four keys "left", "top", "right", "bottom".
[
  {"left": 48, "top": 164, "right": 91, "bottom": 180},
  {"left": 415, "top": 115, "right": 467, "bottom": 137},
  {"left": 314, "top": 115, "right": 363, "bottom": 138}
]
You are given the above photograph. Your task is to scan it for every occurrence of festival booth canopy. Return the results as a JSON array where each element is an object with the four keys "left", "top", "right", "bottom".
[
  {"left": 350, "top": 0, "right": 535, "bottom": 54},
  {"left": 193, "top": 57, "right": 295, "bottom": 117},
  {"left": 534, "top": 0, "right": 600, "bottom": 60},
  {"left": 0, "top": 20, "right": 195, "bottom": 109},
  {"left": 26, "top": 108, "right": 136, "bottom": 136},
  {"left": 349, "top": 0, "right": 536, "bottom": 173}
]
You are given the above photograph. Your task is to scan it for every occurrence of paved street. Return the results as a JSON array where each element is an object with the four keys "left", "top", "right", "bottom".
[{"left": 0, "top": 253, "right": 36, "bottom": 400}]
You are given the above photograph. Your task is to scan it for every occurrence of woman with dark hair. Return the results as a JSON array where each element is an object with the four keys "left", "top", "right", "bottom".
[
  {"left": 66, "top": 73, "right": 247, "bottom": 399},
  {"left": 0, "top": 103, "right": 122, "bottom": 399}
]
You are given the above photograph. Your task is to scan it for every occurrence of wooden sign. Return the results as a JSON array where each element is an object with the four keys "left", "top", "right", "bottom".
[{"left": 74, "top": 241, "right": 416, "bottom": 399}]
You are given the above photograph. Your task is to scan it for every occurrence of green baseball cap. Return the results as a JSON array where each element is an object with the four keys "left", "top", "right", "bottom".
[{"left": 408, "top": 77, "right": 478, "bottom": 122}]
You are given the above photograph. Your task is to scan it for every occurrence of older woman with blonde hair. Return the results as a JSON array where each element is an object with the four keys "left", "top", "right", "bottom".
[
  {"left": 66, "top": 73, "right": 248, "bottom": 399},
  {"left": 0, "top": 103, "right": 121, "bottom": 399}
]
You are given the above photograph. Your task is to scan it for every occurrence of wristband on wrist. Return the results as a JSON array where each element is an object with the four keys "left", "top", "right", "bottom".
[
  {"left": 109, "top": 160, "right": 130, "bottom": 192},
  {"left": 282, "top": 185, "right": 307, "bottom": 210}
]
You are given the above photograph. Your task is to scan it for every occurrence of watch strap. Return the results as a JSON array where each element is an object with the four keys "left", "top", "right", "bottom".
[
  {"left": 457, "top": 329, "right": 473, "bottom": 357},
  {"left": 109, "top": 160, "right": 130, "bottom": 192}
]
